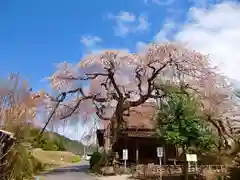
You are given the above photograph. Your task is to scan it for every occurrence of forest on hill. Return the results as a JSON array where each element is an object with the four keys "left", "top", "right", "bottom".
[{"left": 29, "top": 127, "right": 96, "bottom": 154}]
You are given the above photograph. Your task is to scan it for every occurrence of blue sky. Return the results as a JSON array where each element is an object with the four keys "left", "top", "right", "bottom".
[
  {"left": 0, "top": 0, "right": 191, "bottom": 90},
  {"left": 1, "top": 0, "right": 240, "bottom": 140}
]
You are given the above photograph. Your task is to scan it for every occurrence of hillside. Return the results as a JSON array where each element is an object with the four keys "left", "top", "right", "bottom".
[
  {"left": 53, "top": 133, "right": 85, "bottom": 154},
  {"left": 50, "top": 132, "right": 98, "bottom": 154},
  {"left": 30, "top": 127, "right": 96, "bottom": 154}
]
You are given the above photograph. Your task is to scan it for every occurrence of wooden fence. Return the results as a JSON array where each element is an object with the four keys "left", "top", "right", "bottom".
[{"left": 133, "top": 164, "right": 228, "bottom": 177}]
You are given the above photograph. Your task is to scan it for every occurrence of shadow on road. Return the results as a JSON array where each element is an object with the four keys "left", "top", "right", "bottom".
[{"left": 41, "top": 164, "right": 90, "bottom": 176}]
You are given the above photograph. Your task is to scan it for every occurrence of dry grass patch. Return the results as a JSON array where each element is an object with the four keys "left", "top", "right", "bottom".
[{"left": 32, "top": 148, "right": 81, "bottom": 169}]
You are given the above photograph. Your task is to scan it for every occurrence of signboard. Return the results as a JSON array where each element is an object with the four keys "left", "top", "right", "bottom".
[
  {"left": 186, "top": 154, "right": 197, "bottom": 162},
  {"left": 157, "top": 147, "right": 164, "bottom": 157},
  {"left": 123, "top": 149, "right": 128, "bottom": 160}
]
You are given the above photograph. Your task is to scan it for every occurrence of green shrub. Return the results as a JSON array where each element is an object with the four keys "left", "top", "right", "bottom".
[
  {"left": 90, "top": 152, "right": 102, "bottom": 169},
  {"left": 71, "top": 155, "right": 81, "bottom": 163},
  {"left": 33, "top": 134, "right": 66, "bottom": 151}
]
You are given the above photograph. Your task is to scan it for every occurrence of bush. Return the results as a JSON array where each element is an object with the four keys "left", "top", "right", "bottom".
[
  {"left": 71, "top": 155, "right": 81, "bottom": 163},
  {"left": 90, "top": 152, "right": 102, "bottom": 169},
  {"left": 33, "top": 133, "right": 67, "bottom": 151}
]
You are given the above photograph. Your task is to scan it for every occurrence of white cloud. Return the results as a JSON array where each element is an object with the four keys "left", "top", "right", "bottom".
[
  {"left": 136, "top": 41, "right": 148, "bottom": 52},
  {"left": 136, "top": 15, "right": 150, "bottom": 31},
  {"left": 173, "top": 1, "right": 240, "bottom": 80},
  {"left": 155, "top": 20, "right": 176, "bottom": 42},
  {"left": 108, "top": 11, "right": 150, "bottom": 37},
  {"left": 108, "top": 11, "right": 136, "bottom": 22},
  {"left": 80, "top": 35, "right": 102, "bottom": 48},
  {"left": 189, "top": 0, "right": 227, "bottom": 9}
]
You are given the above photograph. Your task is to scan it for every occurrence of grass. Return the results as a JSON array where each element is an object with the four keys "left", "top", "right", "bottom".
[
  {"left": 32, "top": 148, "right": 81, "bottom": 170},
  {"left": 71, "top": 155, "right": 81, "bottom": 163}
]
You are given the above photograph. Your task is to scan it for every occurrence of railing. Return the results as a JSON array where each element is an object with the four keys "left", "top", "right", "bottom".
[{"left": 133, "top": 164, "right": 228, "bottom": 177}]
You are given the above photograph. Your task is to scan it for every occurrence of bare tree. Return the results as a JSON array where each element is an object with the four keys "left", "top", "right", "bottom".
[{"left": 42, "top": 42, "right": 232, "bottom": 154}]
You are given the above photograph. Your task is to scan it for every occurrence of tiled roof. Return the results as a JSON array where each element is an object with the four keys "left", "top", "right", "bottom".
[
  {"left": 124, "top": 102, "right": 156, "bottom": 129},
  {"left": 100, "top": 102, "right": 157, "bottom": 130}
]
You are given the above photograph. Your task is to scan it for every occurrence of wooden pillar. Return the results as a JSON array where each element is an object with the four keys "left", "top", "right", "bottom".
[
  {"left": 123, "top": 136, "right": 127, "bottom": 161},
  {"left": 164, "top": 144, "right": 167, "bottom": 165},
  {"left": 124, "top": 136, "right": 127, "bottom": 149},
  {"left": 174, "top": 145, "right": 178, "bottom": 165},
  {"left": 136, "top": 139, "right": 139, "bottom": 164}
]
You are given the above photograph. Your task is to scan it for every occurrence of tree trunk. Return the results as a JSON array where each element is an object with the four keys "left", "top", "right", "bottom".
[
  {"left": 183, "top": 146, "right": 188, "bottom": 180},
  {"left": 98, "top": 102, "right": 124, "bottom": 169},
  {"left": 97, "top": 119, "right": 119, "bottom": 168}
]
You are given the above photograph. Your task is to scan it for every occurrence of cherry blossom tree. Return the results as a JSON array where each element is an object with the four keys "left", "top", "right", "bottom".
[
  {"left": 188, "top": 71, "right": 238, "bottom": 148},
  {"left": 43, "top": 42, "right": 233, "bottom": 153}
]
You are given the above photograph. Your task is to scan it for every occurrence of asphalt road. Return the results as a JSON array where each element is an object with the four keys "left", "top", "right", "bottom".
[{"left": 40, "top": 160, "right": 96, "bottom": 180}]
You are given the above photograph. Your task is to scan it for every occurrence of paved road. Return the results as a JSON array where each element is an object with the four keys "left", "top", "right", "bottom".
[{"left": 40, "top": 160, "right": 96, "bottom": 180}]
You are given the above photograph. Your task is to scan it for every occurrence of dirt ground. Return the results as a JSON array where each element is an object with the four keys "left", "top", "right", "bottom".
[
  {"left": 32, "top": 148, "right": 80, "bottom": 167},
  {"left": 97, "top": 175, "right": 130, "bottom": 180}
]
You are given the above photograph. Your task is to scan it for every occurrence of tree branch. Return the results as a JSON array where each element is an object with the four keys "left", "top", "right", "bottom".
[
  {"left": 135, "top": 66, "right": 144, "bottom": 95},
  {"left": 54, "top": 72, "right": 108, "bottom": 81},
  {"left": 59, "top": 95, "right": 92, "bottom": 120},
  {"left": 129, "top": 60, "right": 172, "bottom": 107},
  {"left": 107, "top": 69, "right": 123, "bottom": 99},
  {"left": 39, "top": 87, "right": 108, "bottom": 137},
  {"left": 93, "top": 101, "right": 112, "bottom": 121}
]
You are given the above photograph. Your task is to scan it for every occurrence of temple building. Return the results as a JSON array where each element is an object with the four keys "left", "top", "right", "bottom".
[{"left": 96, "top": 103, "right": 180, "bottom": 165}]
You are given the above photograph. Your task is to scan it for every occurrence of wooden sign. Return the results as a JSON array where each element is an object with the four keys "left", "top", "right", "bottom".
[
  {"left": 186, "top": 154, "right": 197, "bottom": 162},
  {"left": 157, "top": 147, "right": 164, "bottom": 157},
  {"left": 123, "top": 149, "right": 128, "bottom": 160}
]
